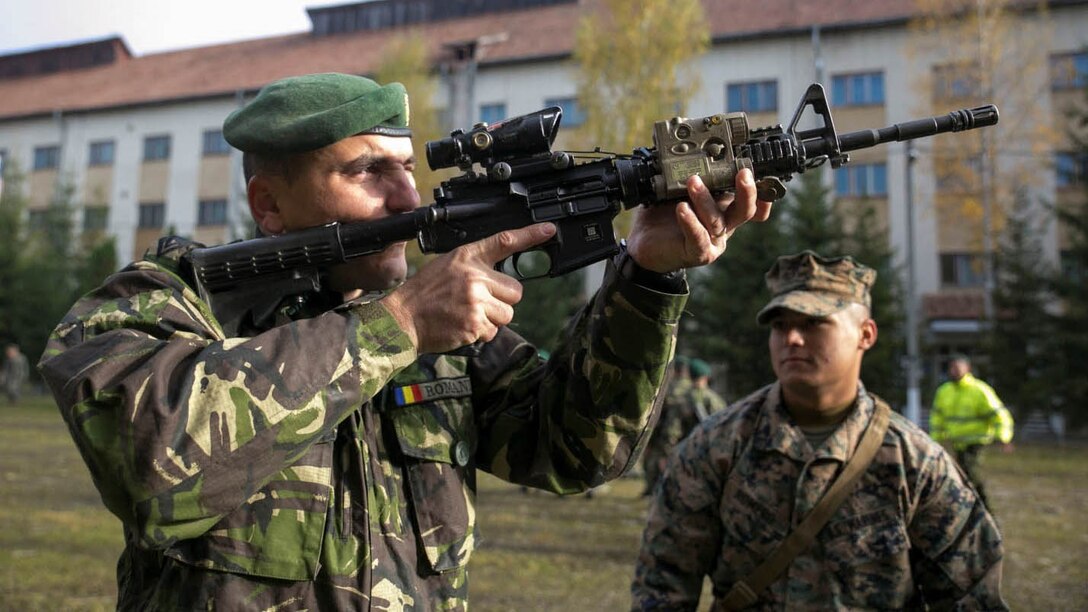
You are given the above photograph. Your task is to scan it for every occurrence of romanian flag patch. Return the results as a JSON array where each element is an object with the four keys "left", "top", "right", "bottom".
[{"left": 393, "top": 376, "right": 472, "bottom": 406}]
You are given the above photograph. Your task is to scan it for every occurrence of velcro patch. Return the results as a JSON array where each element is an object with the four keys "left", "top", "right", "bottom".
[{"left": 393, "top": 376, "right": 472, "bottom": 406}]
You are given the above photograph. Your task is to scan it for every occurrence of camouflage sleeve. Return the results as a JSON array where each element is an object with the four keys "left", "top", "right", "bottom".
[
  {"left": 472, "top": 259, "right": 686, "bottom": 494},
  {"left": 907, "top": 442, "right": 1008, "bottom": 609},
  {"left": 632, "top": 422, "right": 724, "bottom": 610},
  {"left": 37, "top": 259, "right": 416, "bottom": 549}
]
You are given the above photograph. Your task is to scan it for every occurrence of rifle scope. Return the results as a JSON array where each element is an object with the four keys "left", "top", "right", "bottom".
[{"left": 426, "top": 107, "right": 562, "bottom": 171}]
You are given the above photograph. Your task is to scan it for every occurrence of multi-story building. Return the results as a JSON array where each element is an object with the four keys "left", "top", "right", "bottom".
[{"left": 1, "top": 0, "right": 1086, "bottom": 384}]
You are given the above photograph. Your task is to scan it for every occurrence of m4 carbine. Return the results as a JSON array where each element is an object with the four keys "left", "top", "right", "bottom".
[{"left": 188, "top": 83, "right": 998, "bottom": 330}]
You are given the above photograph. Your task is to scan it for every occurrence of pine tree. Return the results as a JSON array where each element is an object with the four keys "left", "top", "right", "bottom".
[
  {"left": 683, "top": 198, "right": 788, "bottom": 400},
  {"left": 510, "top": 272, "right": 586, "bottom": 353},
  {"left": 1051, "top": 86, "right": 1088, "bottom": 428},
  {"left": 845, "top": 200, "right": 907, "bottom": 405},
  {"left": 985, "top": 193, "right": 1057, "bottom": 422},
  {"left": 0, "top": 158, "right": 28, "bottom": 346},
  {"left": 684, "top": 169, "right": 907, "bottom": 405}
]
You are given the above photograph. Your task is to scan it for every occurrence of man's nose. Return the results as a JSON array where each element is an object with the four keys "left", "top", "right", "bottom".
[
  {"left": 386, "top": 170, "right": 421, "bottom": 213},
  {"left": 785, "top": 327, "right": 805, "bottom": 346}
]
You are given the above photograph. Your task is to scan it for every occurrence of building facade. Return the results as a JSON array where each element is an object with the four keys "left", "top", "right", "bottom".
[{"left": 1, "top": 0, "right": 1086, "bottom": 382}]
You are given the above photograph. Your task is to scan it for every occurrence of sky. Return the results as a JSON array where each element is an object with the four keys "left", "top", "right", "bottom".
[{"left": 0, "top": 0, "right": 331, "bottom": 56}]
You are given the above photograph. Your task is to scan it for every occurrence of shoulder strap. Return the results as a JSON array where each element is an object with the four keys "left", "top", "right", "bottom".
[{"left": 720, "top": 399, "right": 892, "bottom": 610}]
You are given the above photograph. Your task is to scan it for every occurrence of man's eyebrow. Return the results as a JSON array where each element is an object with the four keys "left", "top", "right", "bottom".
[{"left": 342, "top": 153, "right": 416, "bottom": 173}]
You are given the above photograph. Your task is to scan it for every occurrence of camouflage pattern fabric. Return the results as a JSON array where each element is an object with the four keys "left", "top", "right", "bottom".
[
  {"left": 659, "top": 385, "right": 727, "bottom": 448},
  {"left": 39, "top": 236, "right": 684, "bottom": 611},
  {"left": 756, "top": 251, "right": 876, "bottom": 325},
  {"left": 632, "top": 382, "right": 1007, "bottom": 610},
  {"left": 642, "top": 373, "right": 692, "bottom": 494}
]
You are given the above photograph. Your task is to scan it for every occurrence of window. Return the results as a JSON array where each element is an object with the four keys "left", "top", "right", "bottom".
[
  {"left": 27, "top": 209, "right": 49, "bottom": 231},
  {"left": 138, "top": 202, "right": 165, "bottom": 229},
  {"left": 1050, "top": 51, "right": 1088, "bottom": 91},
  {"left": 1056, "top": 151, "right": 1088, "bottom": 189},
  {"left": 479, "top": 103, "right": 507, "bottom": 126},
  {"left": 143, "top": 135, "right": 171, "bottom": 161},
  {"left": 831, "top": 72, "right": 884, "bottom": 107},
  {"left": 940, "top": 252, "right": 986, "bottom": 287},
  {"left": 835, "top": 163, "right": 887, "bottom": 197},
  {"left": 726, "top": 80, "right": 778, "bottom": 113},
  {"left": 936, "top": 156, "right": 981, "bottom": 193},
  {"left": 33, "top": 145, "right": 60, "bottom": 170},
  {"left": 198, "top": 199, "right": 228, "bottom": 226},
  {"left": 543, "top": 97, "right": 585, "bottom": 127},
  {"left": 932, "top": 63, "right": 980, "bottom": 101},
  {"left": 83, "top": 206, "right": 109, "bottom": 231},
  {"left": 1060, "top": 249, "right": 1085, "bottom": 283},
  {"left": 202, "top": 130, "right": 230, "bottom": 156},
  {"left": 88, "top": 140, "right": 115, "bottom": 166}
]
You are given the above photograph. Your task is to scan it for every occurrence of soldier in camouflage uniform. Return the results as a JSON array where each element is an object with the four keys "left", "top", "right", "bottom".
[
  {"left": 633, "top": 251, "right": 1006, "bottom": 610},
  {"left": 660, "top": 357, "right": 727, "bottom": 446},
  {"left": 641, "top": 355, "right": 691, "bottom": 495},
  {"left": 38, "top": 73, "right": 770, "bottom": 610}
]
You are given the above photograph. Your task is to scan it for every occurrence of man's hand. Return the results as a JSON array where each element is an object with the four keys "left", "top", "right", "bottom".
[
  {"left": 380, "top": 223, "right": 556, "bottom": 354},
  {"left": 625, "top": 168, "right": 771, "bottom": 273}
]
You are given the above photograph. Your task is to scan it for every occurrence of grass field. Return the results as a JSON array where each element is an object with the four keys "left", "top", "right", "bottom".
[{"left": 2, "top": 395, "right": 1086, "bottom": 610}]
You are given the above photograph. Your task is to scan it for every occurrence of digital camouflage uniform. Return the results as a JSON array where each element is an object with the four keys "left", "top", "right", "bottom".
[
  {"left": 634, "top": 251, "right": 1007, "bottom": 610},
  {"left": 40, "top": 234, "right": 684, "bottom": 610},
  {"left": 632, "top": 382, "right": 1006, "bottom": 610}
]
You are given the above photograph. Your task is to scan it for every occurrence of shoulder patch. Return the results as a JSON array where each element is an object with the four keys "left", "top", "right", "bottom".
[{"left": 393, "top": 376, "right": 472, "bottom": 406}]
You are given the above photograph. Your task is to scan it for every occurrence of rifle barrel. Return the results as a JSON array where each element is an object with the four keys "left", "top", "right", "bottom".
[{"left": 800, "top": 104, "right": 999, "bottom": 159}]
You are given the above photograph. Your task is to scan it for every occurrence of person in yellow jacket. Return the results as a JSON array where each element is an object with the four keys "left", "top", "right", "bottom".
[{"left": 930, "top": 354, "right": 1015, "bottom": 508}]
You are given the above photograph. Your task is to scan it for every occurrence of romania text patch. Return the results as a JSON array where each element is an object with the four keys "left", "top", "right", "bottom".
[{"left": 393, "top": 376, "right": 472, "bottom": 406}]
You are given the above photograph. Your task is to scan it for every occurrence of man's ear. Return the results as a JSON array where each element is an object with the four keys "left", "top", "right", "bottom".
[
  {"left": 248, "top": 175, "right": 285, "bottom": 235},
  {"left": 859, "top": 318, "right": 878, "bottom": 351}
]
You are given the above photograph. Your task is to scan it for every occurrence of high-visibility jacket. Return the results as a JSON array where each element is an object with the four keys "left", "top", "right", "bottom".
[{"left": 931, "top": 373, "right": 1014, "bottom": 449}]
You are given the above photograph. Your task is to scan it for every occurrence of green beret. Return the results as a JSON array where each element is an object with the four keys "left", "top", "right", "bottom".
[
  {"left": 223, "top": 73, "right": 411, "bottom": 154},
  {"left": 756, "top": 250, "right": 876, "bottom": 325},
  {"left": 689, "top": 358, "right": 712, "bottom": 378}
]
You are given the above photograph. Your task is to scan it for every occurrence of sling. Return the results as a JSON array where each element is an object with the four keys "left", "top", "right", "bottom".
[{"left": 719, "top": 399, "right": 892, "bottom": 610}]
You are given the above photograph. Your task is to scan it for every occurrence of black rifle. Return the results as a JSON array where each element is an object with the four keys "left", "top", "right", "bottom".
[{"left": 188, "top": 83, "right": 998, "bottom": 331}]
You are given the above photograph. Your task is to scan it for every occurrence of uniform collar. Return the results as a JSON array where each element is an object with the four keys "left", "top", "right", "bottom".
[{"left": 754, "top": 381, "right": 875, "bottom": 463}]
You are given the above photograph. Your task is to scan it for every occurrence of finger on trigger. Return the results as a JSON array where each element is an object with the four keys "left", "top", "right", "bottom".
[{"left": 475, "top": 222, "right": 556, "bottom": 264}]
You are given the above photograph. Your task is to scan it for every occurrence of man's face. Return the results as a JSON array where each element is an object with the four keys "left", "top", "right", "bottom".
[
  {"left": 260, "top": 133, "right": 420, "bottom": 292},
  {"left": 768, "top": 306, "right": 872, "bottom": 395},
  {"left": 948, "top": 359, "right": 970, "bottom": 381}
]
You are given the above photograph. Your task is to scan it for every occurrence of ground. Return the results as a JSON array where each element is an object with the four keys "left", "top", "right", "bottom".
[{"left": 2, "top": 396, "right": 1085, "bottom": 610}]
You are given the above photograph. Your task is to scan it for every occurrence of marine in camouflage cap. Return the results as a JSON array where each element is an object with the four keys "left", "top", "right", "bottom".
[
  {"left": 632, "top": 249, "right": 1007, "bottom": 610},
  {"left": 756, "top": 250, "right": 876, "bottom": 324}
]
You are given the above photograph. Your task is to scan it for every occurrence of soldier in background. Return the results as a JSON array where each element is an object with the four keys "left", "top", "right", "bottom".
[
  {"left": 672, "top": 357, "right": 727, "bottom": 432},
  {"left": 930, "top": 354, "right": 1015, "bottom": 509},
  {"left": 641, "top": 355, "right": 692, "bottom": 496},
  {"left": 633, "top": 251, "right": 1006, "bottom": 610},
  {"left": 1, "top": 343, "right": 29, "bottom": 403},
  {"left": 38, "top": 73, "right": 770, "bottom": 610}
]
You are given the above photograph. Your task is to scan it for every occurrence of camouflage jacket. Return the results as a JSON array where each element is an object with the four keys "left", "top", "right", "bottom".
[
  {"left": 643, "top": 375, "right": 693, "bottom": 462},
  {"left": 633, "top": 382, "right": 1007, "bottom": 611},
  {"left": 39, "top": 237, "right": 685, "bottom": 611},
  {"left": 659, "top": 386, "right": 727, "bottom": 449}
]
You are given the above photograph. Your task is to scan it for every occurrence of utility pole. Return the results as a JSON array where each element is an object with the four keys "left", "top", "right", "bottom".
[
  {"left": 978, "top": 0, "right": 995, "bottom": 324},
  {"left": 904, "top": 140, "right": 922, "bottom": 425}
]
